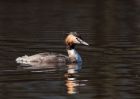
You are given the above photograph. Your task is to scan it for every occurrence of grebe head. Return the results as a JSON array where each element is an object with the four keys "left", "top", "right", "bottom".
[
  {"left": 65, "top": 32, "right": 89, "bottom": 63},
  {"left": 65, "top": 32, "right": 89, "bottom": 49}
]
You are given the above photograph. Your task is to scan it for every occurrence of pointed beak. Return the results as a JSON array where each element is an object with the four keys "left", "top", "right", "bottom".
[
  {"left": 76, "top": 38, "right": 89, "bottom": 46},
  {"left": 80, "top": 40, "right": 89, "bottom": 46}
]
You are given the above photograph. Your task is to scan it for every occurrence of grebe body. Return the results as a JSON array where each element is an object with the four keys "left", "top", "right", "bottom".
[{"left": 16, "top": 32, "right": 88, "bottom": 65}]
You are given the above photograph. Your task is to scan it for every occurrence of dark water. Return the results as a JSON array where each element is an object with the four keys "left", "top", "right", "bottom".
[{"left": 0, "top": 0, "right": 140, "bottom": 99}]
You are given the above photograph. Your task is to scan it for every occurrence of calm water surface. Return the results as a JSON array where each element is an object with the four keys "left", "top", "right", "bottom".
[{"left": 0, "top": 0, "right": 140, "bottom": 99}]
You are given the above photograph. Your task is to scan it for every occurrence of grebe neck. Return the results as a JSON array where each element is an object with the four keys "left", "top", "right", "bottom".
[{"left": 67, "top": 45, "right": 82, "bottom": 63}]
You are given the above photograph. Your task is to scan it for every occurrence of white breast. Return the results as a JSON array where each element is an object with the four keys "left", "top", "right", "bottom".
[{"left": 67, "top": 49, "right": 82, "bottom": 62}]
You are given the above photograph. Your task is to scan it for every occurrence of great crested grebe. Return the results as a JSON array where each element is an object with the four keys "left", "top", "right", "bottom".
[{"left": 16, "top": 32, "right": 89, "bottom": 65}]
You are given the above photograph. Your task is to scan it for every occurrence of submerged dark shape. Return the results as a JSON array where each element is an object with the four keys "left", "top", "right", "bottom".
[{"left": 16, "top": 32, "right": 89, "bottom": 66}]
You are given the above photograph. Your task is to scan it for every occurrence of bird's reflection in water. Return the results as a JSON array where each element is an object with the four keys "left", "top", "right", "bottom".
[
  {"left": 17, "top": 62, "right": 67, "bottom": 71},
  {"left": 16, "top": 62, "right": 87, "bottom": 95},
  {"left": 65, "top": 63, "right": 86, "bottom": 95}
]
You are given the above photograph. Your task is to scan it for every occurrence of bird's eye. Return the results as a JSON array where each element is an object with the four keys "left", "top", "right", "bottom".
[
  {"left": 76, "top": 37, "right": 82, "bottom": 43},
  {"left": 76, "top": 37, "right": 80, "bottom": 41}
]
